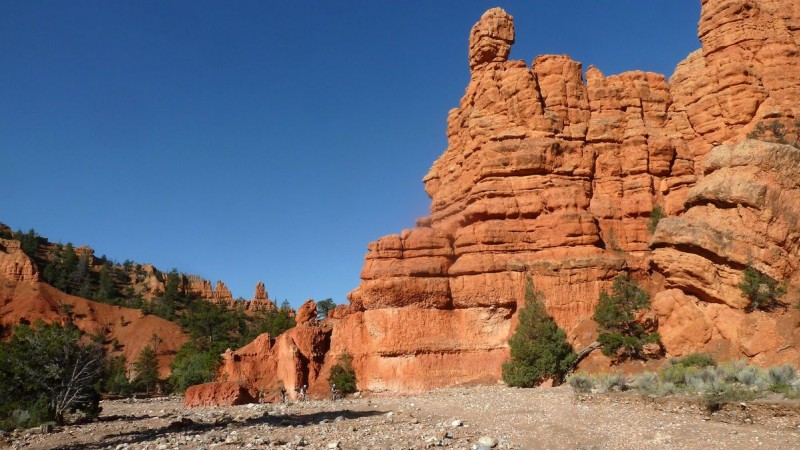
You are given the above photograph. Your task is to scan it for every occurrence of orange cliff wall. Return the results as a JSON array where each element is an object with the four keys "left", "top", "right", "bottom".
[
  {"left": 330, "top": 0, "right": 800, "bottom": 392},
  {"left": 214, "top": 0, "right": 800, "bottom": 398}
]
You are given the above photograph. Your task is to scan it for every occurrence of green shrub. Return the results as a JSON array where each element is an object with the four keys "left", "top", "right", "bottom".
[
  {"left": 747, "top": 119, "right": 800, "bottom": 147},
  {"left": 735, "top": 365, "right": 763, "bottom": 386},
  {"left": 596, "top": 373, "right": 627, "bottom": 393},
  {"left": 567, "top": 373, "right": 594, "bottom": 393},
  {"left": 647, "top": 206, "right": 666, "bottom": 234},
  {"left": 328, "top": 351, "right": 357, "bottom": 395},
  {"left": 101, "top": 356, "right": 132, "bottom": 396},
  {"left": 718, "top": 359, "right": 747, "bottom": 382},
  {"left": 767, "top": 365, "right": 796, "bottom": 385},
  {"left": 738, "top": 266, "right": 787, "bottom": 312},
  {"left": 632, "top": 372, "right": 659, "bottom": 393},
  {"left": 502, "top": 278, "right": 576, "bottom": 387},
  {"left": 702, "top": 382, "right": 756, "bottom": 413},
  {"left": 674, "top": 353, "right": 715, "bottom": 368},
  {"left": 594, "top": 275, "right": 659, "bottom": 360},
  {"left": 168, "top": 344, "right": 220, "bottom": 393},
  {"left": 679, "top": 367, "right": 719, "bottom": 393},
  {"left": 132, "top": 346, "right": 159, "bottom": 394}
]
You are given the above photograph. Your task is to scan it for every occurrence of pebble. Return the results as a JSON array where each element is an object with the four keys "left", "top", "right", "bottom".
[
  {"left": 477, "top": 436, "right": 498, "bottom": 448},
  {"left": 8, "top": 386, "right": 799, "bottom": 450}
]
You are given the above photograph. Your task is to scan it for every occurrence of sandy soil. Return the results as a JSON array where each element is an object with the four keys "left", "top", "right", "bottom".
[{"left": 2, "top": 385, "right": 799, "bottom": 449}]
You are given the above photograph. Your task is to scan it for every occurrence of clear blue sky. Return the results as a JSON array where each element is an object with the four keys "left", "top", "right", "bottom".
[{"left": 1, "top": 1, "right": 700, "bottom": 307}]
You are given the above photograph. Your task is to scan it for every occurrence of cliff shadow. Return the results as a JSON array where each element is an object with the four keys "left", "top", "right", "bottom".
[{"left": 55, "top": 407, "right": 386, "bottom": 449}]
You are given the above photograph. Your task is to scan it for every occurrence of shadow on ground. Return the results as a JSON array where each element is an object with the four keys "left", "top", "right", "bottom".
[{"left": 54, "top": 408, "right": 386, "bottom": 449}]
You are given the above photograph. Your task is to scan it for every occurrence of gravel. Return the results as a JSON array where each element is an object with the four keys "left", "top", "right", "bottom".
[{"left": 3, "top": 385, "right": 799, "bottom": 449}]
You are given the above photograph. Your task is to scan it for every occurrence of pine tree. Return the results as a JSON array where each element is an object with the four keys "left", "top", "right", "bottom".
[
  {"left": 94, "top": 263, "right": 118, "bottom": 302},
  {"left": 133, "top": 346, "right": 159, "bottom": 394},
  {"left": 316, "top": 298, "right": 337, "bottom": 319},
  {"left": 502, "top": 278, "right": 576, "bottom": 387},
  {"left": 327, "top": 351, "right": 357, "bottom": 394},
  {"left": 13, "top": 228, "right": 38, "bottom": 258},
  {"left": 57, "top": 244, "right": 78, "bottom": 293},
  {"left": 593, "top": 274, "right": 660, "bottom": 360}
]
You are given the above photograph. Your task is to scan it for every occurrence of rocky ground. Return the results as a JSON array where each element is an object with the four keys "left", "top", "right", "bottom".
[{"left": 2, "top": 385, "right": 800, "bottom": 450}]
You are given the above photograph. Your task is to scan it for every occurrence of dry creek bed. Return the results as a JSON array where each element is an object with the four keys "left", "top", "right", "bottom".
[{"left": 2, "top": 385, "right": 800, "bottom": 450}]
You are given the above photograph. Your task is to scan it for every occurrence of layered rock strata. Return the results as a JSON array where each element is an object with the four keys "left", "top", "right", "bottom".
[
  {"left": 336, "top": 1, "right": 800, "bottom": 391},
  {"left": 215, "top": 0, "right": 800, "bottom": 398},
  {"left": 651, "top": 140, "right": 800, "bottom": 364}
]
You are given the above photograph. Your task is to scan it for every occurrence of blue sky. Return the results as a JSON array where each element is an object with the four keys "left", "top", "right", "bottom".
[{"left": 1, "top": 1, "right": 700, "bottom": 307}]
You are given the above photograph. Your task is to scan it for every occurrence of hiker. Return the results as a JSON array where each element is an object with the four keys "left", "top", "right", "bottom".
[
  {"left": 299, "top": 384, "right": 307, "bottom": 401},
  {"left": 330, "top": 383, "right": 337, "bottom": 401},
  {"left": 280, "top": 386, "right": 287, "bottom": 404}
]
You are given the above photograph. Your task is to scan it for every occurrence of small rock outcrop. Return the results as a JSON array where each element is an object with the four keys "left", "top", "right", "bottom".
[
  {"left": 214, "top": 300, "right": 330, "bottom": 401},
  {"left": 0, "top": 239, "right": 38, "bottom": 282},
  {"left": 184, "top": 382, "right": 256, "bottom": 408},
  {"left": 247, "top": 281, "right": 277, "bottom": 311}
]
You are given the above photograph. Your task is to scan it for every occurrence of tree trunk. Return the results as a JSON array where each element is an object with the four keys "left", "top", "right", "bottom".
[{"left": 569, "top": 341, "right": 601, "bottom": 373}]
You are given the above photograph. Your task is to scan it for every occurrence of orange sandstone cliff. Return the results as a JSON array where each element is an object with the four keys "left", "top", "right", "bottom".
[{"left": 211, "top": 0, "right": 800, "bottom": 399}]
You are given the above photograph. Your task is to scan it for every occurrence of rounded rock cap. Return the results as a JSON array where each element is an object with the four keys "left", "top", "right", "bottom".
[{"left": 468, "top": 7, "right": 515, "bottom": 70}]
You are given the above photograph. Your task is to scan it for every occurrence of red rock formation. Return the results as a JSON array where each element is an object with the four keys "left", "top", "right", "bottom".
[
  {"left": 184, "top": 277, "right": 235, "bottom": 305},
  {"left": 183, "top": 277, "right": 278, "bottom": 312},
  {"left": 254, "top": 281, "right": 268, "bottom": 301},
  {"left": 334, "top": 1, "right": 800, "bottom": 391},
  {"left": 650, "top": 139, "right": 800, "bottom": 364},
  {"left": 246, "top": 281, "right": 277, "bottom": 312},
  {"left": 214, "top": 1, "right": 800, "bottom": 399},
  {"left": 0, "top": 239, "right": 38, "bottom": 282},
  {"left": 185, "top": 275, "right": 214, "bottom": 299},
  {"left": 213, "top": 281, "right": 234, "bottom": 304},
  {"left": 184, "top": 382, "right": 256, "bottom": 408},
  {"left": 215, "top": 300, "right": 330, "bottom": 400}
]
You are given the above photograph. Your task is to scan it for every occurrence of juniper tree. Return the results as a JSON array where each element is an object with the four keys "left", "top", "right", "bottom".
[
  {"left": 502, "top": 278, "right": 576, "bottom": 387},
  {"left": 593, "top": 274, "right": 659, "bottom": 360}
]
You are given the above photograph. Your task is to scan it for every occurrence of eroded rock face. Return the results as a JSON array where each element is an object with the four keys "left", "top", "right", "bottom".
[
  {"left": 650, "top": 140, "right": 800, "bottom": 364},
  {"left": 0, "top": 239, "right": 38, "bottom": 282},
  {"left": 254, "top": 281, "right": 268, "bottom": 301},
  {"left": 183, "top": 277, "right": 277, "bottom": 312},
  {"left": 336, "top": 1, "right": 800, "bottom": 391},
  {"left": 218, "top": 1, "right": 800, "bottom": 395},
  {"left": 247, "top": 281, "right": 277, "bottom": 312},
  {"left": 184, "top": 382, "right": 256, "bottom": 408},
  {"left": 215, "top": 300, "right": 331, "bottom": 401},
  {"left": 468, "top": 7, "right": 514, "bottom": 69}
]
